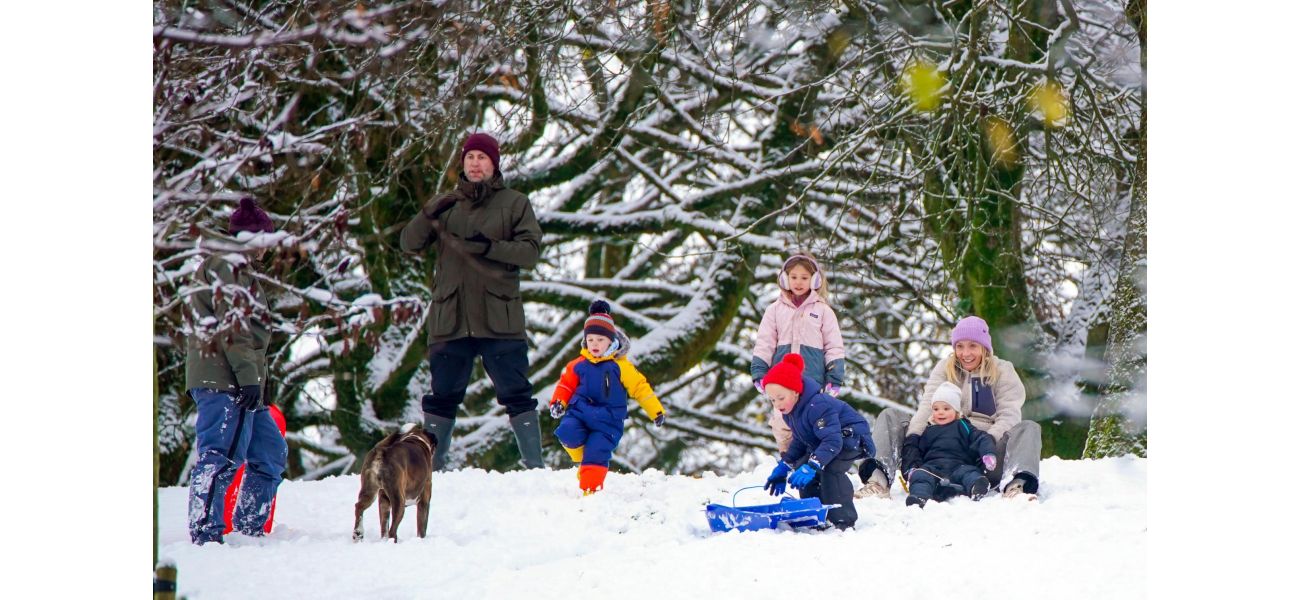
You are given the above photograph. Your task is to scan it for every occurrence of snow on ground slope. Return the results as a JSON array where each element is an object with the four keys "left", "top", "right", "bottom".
[{"left": 159, "top": 456, "right": 1145, "bottom": 600}]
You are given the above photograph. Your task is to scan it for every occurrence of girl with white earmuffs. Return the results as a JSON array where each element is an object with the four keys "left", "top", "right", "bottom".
[{"left": 751, "top": 252, "right": 847, "bottom": 452}]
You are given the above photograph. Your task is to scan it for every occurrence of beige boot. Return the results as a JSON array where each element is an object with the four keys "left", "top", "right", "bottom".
[{"left": 855, "top": 468, "right": 891, "bottom": 499}]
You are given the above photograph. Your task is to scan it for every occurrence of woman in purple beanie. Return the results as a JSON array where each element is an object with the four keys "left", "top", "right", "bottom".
[{"left": 858, "top": 316, "right": 1042, "bottom": 501}]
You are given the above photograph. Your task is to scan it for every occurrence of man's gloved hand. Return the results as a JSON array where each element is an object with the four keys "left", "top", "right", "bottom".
[
  {"left": 422, "top": 193, "right": 458, "bottom": 221},
  {"left": 549, "top": 402, "right": 567, "bottom": 419},
  {"left": 789, "top": 462, "right": 820, "bottom": 489},
  {"left": 653, "top": 412, "right": 666, "bottom": 427},
  {"left": 466, "top": 232, "right": 493, "bottom": 255},
  {"left": 235, "top": 384, "right": 263, "bottom": 411},
  {"left": 822, "top": 383, "right": 840, "bottom": 397},
  {"left": 444, "top": 233, "right": 490, "bottom": 255},
  {"left": 764, "top": 461, "right": 792, "bottom": 496},
  {"left": 981, "top": 454, "right": 997, "bottom": 472}
]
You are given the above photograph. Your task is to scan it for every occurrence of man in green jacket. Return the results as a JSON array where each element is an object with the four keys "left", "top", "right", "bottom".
[
  {"left": 184, "top": 198, "right": 288, "bottom": 545},
  {"left": 400, "top": 132, "right": 545, "bottom": 470}
]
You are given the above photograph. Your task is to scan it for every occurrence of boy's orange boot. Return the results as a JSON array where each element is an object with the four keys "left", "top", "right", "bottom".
[{"left": 578, "top": 464, "right": 608, "bottom": 495}]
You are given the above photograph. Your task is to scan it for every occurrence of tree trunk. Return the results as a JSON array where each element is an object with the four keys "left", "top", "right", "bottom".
[
  {"left": 1084, "top": 0, "right": 1147, "bottom": 458},
  {"left": 1082, "top": 164, "right": 1146, "bottom": 457}
]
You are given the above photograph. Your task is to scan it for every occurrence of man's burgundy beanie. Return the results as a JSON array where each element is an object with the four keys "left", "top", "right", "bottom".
[{"left": 461, "top": 133, "right": 501, "bottom": 172}]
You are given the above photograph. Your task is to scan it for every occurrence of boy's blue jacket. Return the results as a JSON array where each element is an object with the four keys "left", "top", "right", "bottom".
[{"left": 779, "top": 376, "right": 874, "bottom": 468}]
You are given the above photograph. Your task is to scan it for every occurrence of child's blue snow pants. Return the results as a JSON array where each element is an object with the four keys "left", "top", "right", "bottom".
[
  {"left": 186, "top": 388, "right": 288, "bottom": 544},
  {"left": 908, "top": 463, "right": 986, "bottom": 501},
  {"left": 554, "top": 398, "right": 627, "bottom": 467}
]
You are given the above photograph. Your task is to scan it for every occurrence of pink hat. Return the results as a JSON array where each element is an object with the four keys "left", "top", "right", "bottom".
[{"left": 951, "top": 316, "right": 993, "bottom": 354}]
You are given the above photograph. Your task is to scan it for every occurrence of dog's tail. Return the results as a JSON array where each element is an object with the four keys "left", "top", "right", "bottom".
[{"left": 364, "top": 430, "right": 405, "bottom": 488}]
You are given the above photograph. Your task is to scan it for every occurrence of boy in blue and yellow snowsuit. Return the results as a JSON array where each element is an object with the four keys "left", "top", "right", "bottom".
[{"left": 549, "top": 300, "right": 666, "bottom": 494}]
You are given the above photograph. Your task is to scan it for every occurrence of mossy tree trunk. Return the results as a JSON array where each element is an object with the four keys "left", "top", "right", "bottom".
[
  {"left": 912, "top": 1, "right": 1102, "bottom": 457},
  {"left": 1084, "top": 0, "right": 1147, "bottom": 458}
]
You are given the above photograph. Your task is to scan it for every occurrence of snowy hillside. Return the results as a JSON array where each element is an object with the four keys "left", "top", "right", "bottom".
[{"left": 158, "top": 456, "right": 1145, "bottom": 599}]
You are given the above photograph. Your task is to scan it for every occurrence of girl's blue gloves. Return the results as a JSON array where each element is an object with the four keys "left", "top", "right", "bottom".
[
  {"left": 764, "top": 461, "right": 792, "bottom": 495},
  {"left": 789, "top": 463, "right": 819, "bottom": 489}
]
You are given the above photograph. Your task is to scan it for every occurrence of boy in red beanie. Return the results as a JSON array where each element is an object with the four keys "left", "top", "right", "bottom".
[
  {"left": 761, "top": 354, "right": 874, "bottom": 529},
  {"left": 549, "top": 300, "right": 666, "bottom": 495}
]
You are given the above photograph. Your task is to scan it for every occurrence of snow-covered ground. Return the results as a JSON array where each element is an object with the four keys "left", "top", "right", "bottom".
[{"left": 159, "top": 456, "right": 1145, "bottom": 600}]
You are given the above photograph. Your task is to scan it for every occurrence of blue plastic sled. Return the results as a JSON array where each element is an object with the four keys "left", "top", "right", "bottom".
[{"left": 705, "top": 486, "right": 838, "bottom": 533}]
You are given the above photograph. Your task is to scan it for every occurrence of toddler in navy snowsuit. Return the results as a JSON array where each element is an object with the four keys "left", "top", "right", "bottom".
[
  {"left": 901, "top": 381, "right": 998, "bottom": 508},
  {"left": 549, "top": 300, "right": 666, "bottom": 495},
  {"left": 761, "top": 354, "right": 875, "bottom": 529}
]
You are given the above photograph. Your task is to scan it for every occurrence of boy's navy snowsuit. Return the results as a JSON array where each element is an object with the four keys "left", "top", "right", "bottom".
[
  {"left": 901, "top": 417, "right": 996, "bottom": 502},
  {"left": 780, "top": 376, "right": 875, "bottom": 529}
]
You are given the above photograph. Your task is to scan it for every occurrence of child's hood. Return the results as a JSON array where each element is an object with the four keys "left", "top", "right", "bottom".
[{"left": 580, "top": 328, "right": 632, "bottom": 363}]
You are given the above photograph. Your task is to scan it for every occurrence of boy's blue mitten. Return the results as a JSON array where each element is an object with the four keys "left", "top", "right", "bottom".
[
  {"left": 789, "top": 463, "right": 819, "bottom": 489},
  {"left": 764, "top": 461, "right": 792, "bottom": 496}
]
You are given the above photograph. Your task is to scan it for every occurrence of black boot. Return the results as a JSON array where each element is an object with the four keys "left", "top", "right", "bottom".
[
  {"left": 422, "top": 411, "right": 455, "bottom": 471},
  {"left": 858, "top": 458, "right": 884, "bottom": 484},
  {"left": 970, "top": 477, "right": 991, "bottom": 500},
  {"left": 905, "top": 495, "right": 927, "bottom": 508},
  {"left": 509, "top": 410, "right": 544, "bottom": 469},
  {"left": 1014, "top": 472, "right": 1040, "bottom": 494},
  {"left": 1002, "top": 472, "right": 1040, "bottom": 497}
]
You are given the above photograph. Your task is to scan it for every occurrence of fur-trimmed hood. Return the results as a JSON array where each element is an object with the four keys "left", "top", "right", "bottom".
[{"left": 581, "top": 328, "right": 632, "bottom": 362}]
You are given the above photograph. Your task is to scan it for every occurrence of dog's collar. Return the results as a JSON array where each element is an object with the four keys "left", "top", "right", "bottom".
[{"left": 400, "top": 430, "right": 433, "bottom": 455}]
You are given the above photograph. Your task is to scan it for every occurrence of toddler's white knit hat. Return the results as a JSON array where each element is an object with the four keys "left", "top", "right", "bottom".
[{"left": 930, "top": 381, "right": 963, "bottom": 415}]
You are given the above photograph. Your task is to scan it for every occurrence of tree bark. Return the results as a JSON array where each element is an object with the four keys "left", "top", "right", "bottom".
[{"left": 1084, "top": 0, "right": 1147, "bottom": 458}]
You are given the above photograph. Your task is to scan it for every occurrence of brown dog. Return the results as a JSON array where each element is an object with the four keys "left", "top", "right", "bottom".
[{"left": 352, "top": 424, "right": 438, "bottom": 542}]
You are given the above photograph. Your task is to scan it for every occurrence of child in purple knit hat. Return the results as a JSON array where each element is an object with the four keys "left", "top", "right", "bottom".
[
  {"left": 228, "top": 197, "right": 276, "bottom": 236},
  {"left": 183, "top": 195, "right": 287, "bottom": 544}
]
